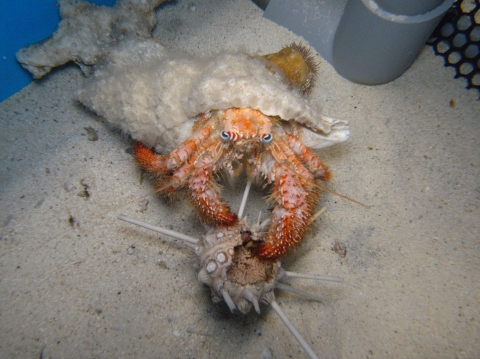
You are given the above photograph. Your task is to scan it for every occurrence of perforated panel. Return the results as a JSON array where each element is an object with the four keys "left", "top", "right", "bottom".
[{"left": 428, "top": 0, "right": 480, "bottom": 91}]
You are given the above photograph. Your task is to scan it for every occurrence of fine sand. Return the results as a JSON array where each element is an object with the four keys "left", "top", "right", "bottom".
[{"left": 1, "top": 1, "right": 479, "bottom": 358}]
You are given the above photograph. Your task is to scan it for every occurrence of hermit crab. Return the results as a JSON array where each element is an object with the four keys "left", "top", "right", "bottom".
[
  {"left": 74, "top": 38, "right": 350, "bottom": 358},
  {"left": 77, "top": 40, "right": 349, "bottom": 259}
]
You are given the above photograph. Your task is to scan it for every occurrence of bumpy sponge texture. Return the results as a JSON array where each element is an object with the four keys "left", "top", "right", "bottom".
[{"left": 78, "top": 40, "right": 344, "bottom": 153}]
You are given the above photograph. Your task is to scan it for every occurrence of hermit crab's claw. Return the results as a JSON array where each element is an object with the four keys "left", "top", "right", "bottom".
[
  {"left": 255, "top": 134, "right": 327, "bottom": 259},
  {"left": 257, "top": 165, "right": 319, "bottom": 259},
  {"left": 187, "top": 148, "right": 238, "bottom": 226}
]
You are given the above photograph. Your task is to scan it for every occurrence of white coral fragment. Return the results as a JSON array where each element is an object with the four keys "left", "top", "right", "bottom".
[{"left": 16, "top": 0, "right": 166, "bottom": 78}]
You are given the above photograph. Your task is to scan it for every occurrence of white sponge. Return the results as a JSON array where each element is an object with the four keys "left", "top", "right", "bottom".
[{"left": 77, "top": 40, "right": 349, "bottom": 153}]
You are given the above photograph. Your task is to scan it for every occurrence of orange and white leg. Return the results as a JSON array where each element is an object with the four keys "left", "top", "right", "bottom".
[
  {"left": 267, "top": 138, "right": 321, "bottom": 189},
  {"left": 134, "top": 142, "right": 192, "bottom": 197},
  {"left": 134, "top": 117, "right": 215, "bottom": 174},
  {"left": 154, "top": 162, "right": 194, "bottom": 196},
  {"left": 284, "top": 132, "right": 331, "bottom": 181}
]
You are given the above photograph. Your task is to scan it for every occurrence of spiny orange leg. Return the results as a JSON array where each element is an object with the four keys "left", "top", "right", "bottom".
[
  {"left": 284, "top": 132, "right": 331, "bottom": 181},
  {"left": 134, "top": 141, "right": 192, "bottom": 197},
  {"left": 187, "top": 141, "right": 237, "bottom": 226},
  {"left": 133, "top": 142, "right": 195, "bottom": 197},
  {"left": 134, "top": 115, "right": 215, "bottom": 175},
  {"left": 134, "top": 142, "right": 165, "bottom": 174},
  {"left": 154, "top": 162, "right": 194, "bottom": 196}
]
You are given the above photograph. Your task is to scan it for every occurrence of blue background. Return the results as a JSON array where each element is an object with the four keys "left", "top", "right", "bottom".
[{"left": 0, "top": 0, "right": 116, "bottom": 103}]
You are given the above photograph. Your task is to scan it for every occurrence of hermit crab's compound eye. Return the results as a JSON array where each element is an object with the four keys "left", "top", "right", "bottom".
[
  {"left": 220, "top": 130, "right": 231, "bottom": 141},
  {"left": 261, "top": 133, "right": 273, "bottom": 144}
]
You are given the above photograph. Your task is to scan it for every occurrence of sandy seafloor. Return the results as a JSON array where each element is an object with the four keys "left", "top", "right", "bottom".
[{"left": 1, "top": 1, "right": 479, "bottom": 358}]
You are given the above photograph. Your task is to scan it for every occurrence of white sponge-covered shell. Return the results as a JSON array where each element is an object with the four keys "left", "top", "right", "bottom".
[{"left": 77, "top": 40, "right": 348, "bottom": 153}]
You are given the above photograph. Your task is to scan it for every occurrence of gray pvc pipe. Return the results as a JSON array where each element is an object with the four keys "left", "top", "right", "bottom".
[
  {"left": 332, "top": 0, "right": 454, "bottom": 85},
  {"left": 375, "top": 0, "right": 445, "bottom": 16}
]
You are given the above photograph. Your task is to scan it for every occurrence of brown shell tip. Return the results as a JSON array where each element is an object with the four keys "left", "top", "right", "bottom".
[{"left": 263, "top": 42, "right": 319, "bottom": 94}]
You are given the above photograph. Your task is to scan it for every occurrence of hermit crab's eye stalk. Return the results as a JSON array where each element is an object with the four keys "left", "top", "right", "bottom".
[
  {"left": 220, "top": 130, "right": 231, "bottom": 141},
  {"left": 261, "top": 133, "right": 273, "bottom": 144}
]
